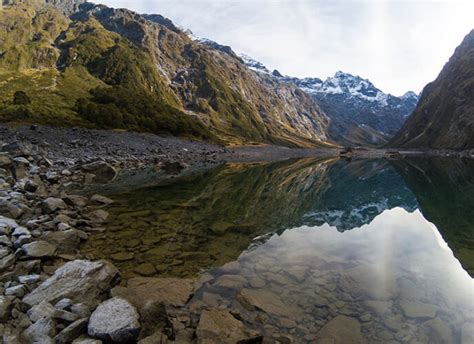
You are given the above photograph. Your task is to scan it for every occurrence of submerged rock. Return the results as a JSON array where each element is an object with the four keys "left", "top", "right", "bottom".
[
  {"left": 88, "top": 297, "right": 140, "bottom": 343},
  {"left": 114, "top": 277, "right": 195, "bottom": 308},
  {"left": 196, "top": 309, "right": 261, "bottom": 344},
  {"left": 399, "top": 300, "right": 437, "bottom": 319},
  {"left": 316, "top": 315, "right": 365, "bottom": 343},
  {"left": 23, "top": 260, "right": 119, "bottom": 307}
]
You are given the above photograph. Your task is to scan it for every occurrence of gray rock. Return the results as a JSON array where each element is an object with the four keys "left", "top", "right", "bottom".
[
  {"left": 316, "top": 315, "right": 365, "bottom": 343},
  {"left": 0, "top": 216, "right": 18, "bottom": 230},
  {"left": 27, "top": 301, "right": 57, "bottom": 323},
  {"left": 23, "top": 260, "right": 119, "bottom": 307},
  {"left": 24, "top": 180, "right": 38, "bottom": 193},
  {"left": 22, "top": 317, "right": 56, "bottom": 343},
  {"left": 81, "top": 161, "right": 117, "bottom": 183},
  {"left": 112, "top": 277, "right": 195, "bottom": 309},
  {"left": 72, "top": 336, "right": 102, "bottom": 344},
  {"left": 87, "top": 209, "right": 109, "bottom": 224},
  {"left": 20, "top": 241, "right": 57, "bottom": 259},
  {"left": 64, "top": 195, "right": 88, "bottom": 208},
  {"left": 0, "top": 247, "right": 10, "bottom": 258},
  {"left": 42, "top": 230, "right": 81, "bottom": 254},
  {"left": 12, "top": 226, "right": 30, "bottom": 237},
  {"left": 0, "top": 153, "right": 11, "bottom": 167},
  {"left": 55, "top": 318, "right": 89, "bottom": 344},
  {"left": 0, "top": 253, "right": 15, "bottom": 271},
  {"left": 4, "top": 285, "right": 25, "bottom": 297},
  {"left": 18, "top": 274, "right": 41, "bottom": 285},
  {"left": 399, "top": 300, "right": 437, "bottom": 319},
  {"left": 54, "top": 298, "right": 73, "bottom": 310},
  {"left": 88, "top": 297, "right": 140, "bottom": 343},
  {"left": 0, "top": 235, "right": 12, "bottom": 247},
  {"left": 0, "top": 296, "right": 13, "bottom": 322},
  {"left": 42, "top": 198, "right": 67, "bottom": 214},
  {"left": 196, "top": 309, "right": 261, "bottom": 344},
  {"left": 90, "top": 194, "right": 114, "bottom": 205}
]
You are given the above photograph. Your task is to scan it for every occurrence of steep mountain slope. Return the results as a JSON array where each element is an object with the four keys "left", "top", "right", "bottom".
[
  {"left": 240, "top": 55, "right": 418, "bottom": 146},
  {"left": 0, "top": 0, "right": 332, "bottom": 147},
  {"left": 390, "top": 30, "right": 474, "bottom": 149}
]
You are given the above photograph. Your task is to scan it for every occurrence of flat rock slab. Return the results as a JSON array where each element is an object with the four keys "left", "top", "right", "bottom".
[
  {"left": 196, "top": 309, "right": 261, "bottom": 344},
  {"left": 316, "top": 315, "right": 365, "bottom": 343},
  {"left": 237, "top": 288, "right": 294, "bottom": 318},
  {"left": 23, "top": 260, "right": 119, "bottom": 307},
  {"left": 115, "top": 277, "right": 195, "bottom": 309},
  {"left": 399, "top": 300, "right": 437, "bottom": 319},
  {"left": 88, "top": 297, "right": 140, "bottom": 343}
]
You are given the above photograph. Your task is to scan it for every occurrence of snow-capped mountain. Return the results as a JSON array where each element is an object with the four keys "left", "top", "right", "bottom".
[{"left": 239, "top": 54, "right": 419, "bottom": 146}]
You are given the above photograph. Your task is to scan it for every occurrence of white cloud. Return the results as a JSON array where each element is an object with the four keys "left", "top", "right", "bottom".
[{"left": 95, "top": 0, "right": 474, "bottom": 96}]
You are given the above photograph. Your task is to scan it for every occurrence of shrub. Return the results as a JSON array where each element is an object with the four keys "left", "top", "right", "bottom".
[{"left": 13, "top": 91, "right": 31, "bottom": 105}]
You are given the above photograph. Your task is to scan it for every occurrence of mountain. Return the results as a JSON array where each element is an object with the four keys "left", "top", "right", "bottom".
[
  {"left": 0, "top": 0, "right": 332, "bottom": 147},
  {"left": 239, "top": 54, "right": 418, "bottom": 146},
  {"left": 390, "top": 30, "right": 474, "bottom": 149}
]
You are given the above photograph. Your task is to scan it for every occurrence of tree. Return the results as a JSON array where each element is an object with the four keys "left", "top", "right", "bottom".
[{"left": 13, "top": 91, "right": 31, "bottom": 105}]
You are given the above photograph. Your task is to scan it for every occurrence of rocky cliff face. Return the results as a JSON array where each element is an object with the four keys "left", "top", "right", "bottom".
[
  {"left": 240, "top": 55, "right": 418, "bottom": 146},
  {"left": 390, "top": 30, "right": 474, "bottom": 149},
  {"left": 0, "top": 0, "right": 332, "bottom": 147}
]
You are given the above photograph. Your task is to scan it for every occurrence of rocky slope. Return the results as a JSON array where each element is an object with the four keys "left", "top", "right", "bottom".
[
  {"left": 0, "top": 0, "right": 332, "bottom": 147},
  {"left": 390, "top": 30, "right": 474, "bottom": 149},
  {"left": 240, "top": 55, "right": 418, "bottom": 146}
]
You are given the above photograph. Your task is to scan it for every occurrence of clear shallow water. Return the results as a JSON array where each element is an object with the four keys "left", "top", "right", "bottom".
[{"left": 81, "top": 157, "right": 474, "bottom": 343}]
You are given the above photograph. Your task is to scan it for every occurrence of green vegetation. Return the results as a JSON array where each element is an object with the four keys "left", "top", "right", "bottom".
[
  {"left": 13, "top": 91, "right": 31, "bottom": 105},
  {"left": 75, "top": 87, "right": 216, "bottom": 140}
]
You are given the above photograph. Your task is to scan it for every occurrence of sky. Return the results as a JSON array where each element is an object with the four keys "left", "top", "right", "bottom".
[{"left": 96, "top": 0, "right": 474, "bottom": 96}]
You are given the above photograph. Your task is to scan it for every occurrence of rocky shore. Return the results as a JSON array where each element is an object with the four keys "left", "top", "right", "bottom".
[{"left": 0, "top": 125, "right": 275, "bottom": 343}]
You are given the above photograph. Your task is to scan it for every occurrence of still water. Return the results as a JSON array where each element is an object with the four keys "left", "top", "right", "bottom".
[{"left": 81, "top": 158, "right": 474, "bottom": 343}]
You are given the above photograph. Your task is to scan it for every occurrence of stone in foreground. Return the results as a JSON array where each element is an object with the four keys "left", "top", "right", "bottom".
[
  {"left": 23, "top": 260, "right": 119, "bottom": 307},
  {"left": 196, "top": 309, "right": 261, "bottom": 344},
  {"left": 88, "top": 297, "right": 140, "bottom": 343}
]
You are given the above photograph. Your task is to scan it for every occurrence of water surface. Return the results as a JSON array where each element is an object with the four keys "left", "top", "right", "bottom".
[{"left": 81, "top": 157, "right": 474, "bottom": 343}]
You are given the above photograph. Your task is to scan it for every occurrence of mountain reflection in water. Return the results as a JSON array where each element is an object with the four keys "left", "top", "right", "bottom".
[{"left": 80, "top": 157, "right": 474, "bottom": 343}]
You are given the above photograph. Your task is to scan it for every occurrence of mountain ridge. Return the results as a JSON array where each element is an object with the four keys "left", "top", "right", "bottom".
[
  {"left": 0, "top": 0, "right": 333, "bottom": 147},
  {"left": 390, "top": 30, "right": 474, "bottom": 149},
  {"left": 238, "top": 54, "right": 419, "bottom": 146}
]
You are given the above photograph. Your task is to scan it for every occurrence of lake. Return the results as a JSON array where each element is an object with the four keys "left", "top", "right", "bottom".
[{"left": 81, "top": 157, "right": 474, "bottom": 343}]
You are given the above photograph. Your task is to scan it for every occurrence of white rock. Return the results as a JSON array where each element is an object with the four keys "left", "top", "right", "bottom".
[{"left": 88, "top": 297, "right": 140, "bottom": 343}]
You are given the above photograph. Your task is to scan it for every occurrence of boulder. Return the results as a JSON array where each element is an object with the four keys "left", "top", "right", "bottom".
[
  {"left": 88, "top": 209, "right": 109, "bottom": 224},
  {"left": 88, "top": 297, "right": 140, "bottom": 343},
  {"left": 42, "top": 198, "right": 67, "bottom": 214},
  {"left": 316, "top": 315, "right": 365, "bottom": 343},
  {"left": 114, "top": 277, "right": 195, "bottom": 308},
  {"left": 81, "top": 161, "right": 117, "bottom": 183},
  {"left": 27, "top": 301, "right": 57, "bottom": 323},
  {"left": 20, "top": 241, "right": 57, "bottom": 259},
  {"left": 42, "top": 230, "right": 81, "bottom": 254},
  {"left": 196, "top": 309, "right": 261, "bottom": 344},
  {"left": 22, "top": 316, "right": 56, "bottom": 343},
  {"left": 55, "top": 318, "right": 89, "bottom": 344},
  {"left": 23, "top": 260, "right": 119, "bottom": 307}
]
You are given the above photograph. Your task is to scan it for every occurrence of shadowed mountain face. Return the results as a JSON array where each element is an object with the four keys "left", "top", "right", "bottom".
[
  {"left": 392, "top": 157, "right": 474, "bottom": 275},
  {"left": 0, "top": 0, "right": 331, "bottom": 147},
  {"left": 390, "top": 30, "right": 474, "bottom": 149}
]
